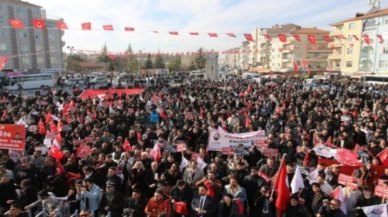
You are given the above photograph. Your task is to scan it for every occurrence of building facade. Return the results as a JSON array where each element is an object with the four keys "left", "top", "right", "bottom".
[
  {"left": 225, "top": 47, "right": 239, "bottom": 69},
  {"left": 239, "top": 41, "right": 249, "bottom": 69},
  {"left": 206, "top": 53, "right": 219, "bottom": 80},
  {"left": 0, "top": 0, "right": 65, "bottom": 71},
  {"left": 271, "top": 28, "right": 331, "bottom": 73}
]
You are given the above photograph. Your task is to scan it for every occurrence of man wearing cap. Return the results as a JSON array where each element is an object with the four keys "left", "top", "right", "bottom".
[
  {"left": 100, "top": 181, "right": 124, "bottom": 217},
  {"left": 283, "top": 195, "right": 310, "bottom": 217}
]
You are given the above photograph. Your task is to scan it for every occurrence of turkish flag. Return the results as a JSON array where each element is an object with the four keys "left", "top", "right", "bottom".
[
  {"left": 169, "top": 31, "right": 178, "bottom": 35},
  {"left": 336, "top": 148, "right": 361, "bottom": 166},
  {"left": 55, "top": 160, "right": 65, "bottom": 175},
  {"left": 353, "top": 35, "right": 359, "bottom": 41},
  {"left": 0, "top": 56, "right": 9, "bottom": 71},
  {"left": 263, "top": 34, "right": 271, "bottom": 40},
  {"left": 67, "top": 172, "right": 82, "bottom": 180},
  {"left": 377, "top": 34, "right": 384, "bottom": 44},
  {"left": 50, "top": 122, "right": 59, "bottom": 134},
  {"left": 125, "top": 27, "right": 134, "bottom": 31},
  {"left": 123, "top": 138, "right": 132, "bottom": 151},
  {"left": 293, "top": 34, "right": 301, "bottom": 42},
  {"left": 277, "top": 34, "right": 286, "bottom": 43},
  {"left": 258, "top": 171, "right": 270, "bottom": 182},
  {"left": 76, "top": 145, "right": 91, "bottom": 159},
  {"left": 293, "top": 61, "right": 299, "bottom": 74},
  {"left": 226, "top": 33, "right": 236, "bottom": 38},
  {"left": 56, "top": 22, "right": 68, "bottom": 30},
  {"left": 308, "top": 35, "right": 316, "bottom": 44},
  {"left": 103, "top": 25, "right": 114, "bottom": 31},
  {"left": 174, "top": 202, "right": 188, "bottom": 215},
  {"left": 33, "top": 19, "right": 45, "bottom": 29},
  {"left": 208, "top": 33, "right": 218, "bottom": 37},
  {"left": 363, "top": 35, "right": 371, "bottom": 44},
  {"left": 38, "top": 119, "right": 46, "bottom": 135},
  {"left": 9, "top": 19, "right": 24, "bottom": 28},
  {"left": 81, "top": 22, "right": 92, "bottom": 30},
  {"left": 243, "top": 34, "right": 253, "bottom": 42},
  {"left": 49, "top": 145, "right": 64, "bottom": 161},
  {"left": 189, "top": 32, "right": 199, "bottom": 35},
  {"left": 57, "top": 120, "right": 63, "bottom": 132},
  {"left": 45, "top": 111, "right": 53, "bottom": 123},
  {"left": 323, "top": 35, "right": 332, "bottom": 42},
  {"left": 274, "top": 158, "right": 290, "bottom": 216},
  {"left": 151, "top": 144, "right": 161, "bottom": 162},
  {"left": 377, "top": 149, "right": 388, "bottom": 166}
]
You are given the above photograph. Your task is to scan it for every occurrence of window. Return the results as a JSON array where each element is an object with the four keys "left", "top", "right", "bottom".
[
  {"left": 364, "top": 19, "right": 377, "bottom": 31},
  {"left": 347, "top": 48, "right": 353, "bottom": 55},
  {"left": 22, "top": 57, "right": 30, "bottom": 64},
  {"left": 379, "top": 60, "right": 388, "bottom": 68},
  {"left": 346, "top": 61, "right": 353, "bottom": 68},
  {"left": 0, "top": 43, "right": 7, "bottom": 50},
  {"left": 35, "top": 33, "right": 40, "bottom": 39},
  {"left": 385, "top": 18, "right": 388, "bottom": 25},
  {"left": 19, "top": 31, "right": 27, "bottom": 38},
  {"left": 48, "top": 34, "right": 55, "bottom": 41},
  {"left": 349, "top": 23, "right": 355, "bottom": 29},
  {"left": 383, "top": 47, "right": 388, "bottom": 54},
  {"left": 0, "top": 16, "right": 3, "bottom": 23},
  {"left": 37, "top": 57, "right": 44, "bottom": 64},
  {"left": 348, "top": 35, "right": 353, "bottom": 42}
]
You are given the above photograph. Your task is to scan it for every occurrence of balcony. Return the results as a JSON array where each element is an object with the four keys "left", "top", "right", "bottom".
[
  {"left": 326, "top": 66, "right": 341, "bottom": 71},
  {"left": 328, "top": 53, "right": 341, "bottom": 59},
  {"left": 329, "top": 31, "right": 343, "bottom": 37},
  {"left": 328, "top": 42, "right": 342, "bottom": 48}
]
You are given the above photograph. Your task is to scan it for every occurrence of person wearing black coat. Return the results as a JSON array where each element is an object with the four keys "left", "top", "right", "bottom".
[
  {"left": 46, "top": 175, "right": 67, "bottom": 197},
  {"left": 103, "top": 167, "right": 123, "bottom": 192},
  {"left": 317, "top": 199, "right": 346, "bottom": 217},
  {"left": 169, "top": 180, "right": 193, "bottom": 216},
  {"left": 0, "top": 176, "right": 17, "bottom": 212},
  {"left": 100, "top": 181, "right": 125, "bottom": 217},
  {"left": 305, "top": 183, "right": 331, "bottom": 216},
  {"left": 124, "top": 189, "right": 148, "bottom": 217},
  {"left": 243, "top": 167, "right": 267, "bottom": 217},
  {"left": 218, "top": 194, "right": 240, "bottom": 217},
  {"left": 12, "top": 180, "right": 38, "bottom": 213},
  {"left": 283, "top": 195, "right": 310, "bottom": 217},
  {"left": 355, "top": 187, "right": 380, "bottom": 217}
]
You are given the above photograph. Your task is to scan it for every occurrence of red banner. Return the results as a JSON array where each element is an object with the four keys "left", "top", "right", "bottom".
[
  {"left": 222, "top": 147, "right": 235, "bottom": 155},
  {"left": 176, "top": 143, "right": 187, "bottom": 152},
  {"left": 374, "top": 186, "right": 388, "bottom": 199},
  {"left": 338, "top": 173, "right": 358, "bottom": 188},
  {"left": 0, "top": 125, "right": 25, "bottom": 150},
  {"left": 79, "top": 89, "right": 143, "bottom": 100}
]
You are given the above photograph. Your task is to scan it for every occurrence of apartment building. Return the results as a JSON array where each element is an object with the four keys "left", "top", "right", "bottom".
[
  {"left": 239, "top": 41, "right": 249, "bottom": 69},
  {"left": 256, "top": 24, "right": 301, "bottom": 68},
  {"left": 329, "top": 17, "right": 363, "bottom": 75},
  {"left": 225, "top": 47, "right": 239, "bottom": 69},
  {"left": 271, "top": 28, "right": 331, "bottom": 73},
  {"left": 0, "top": 0, "right": 65, "bottom": 71}
]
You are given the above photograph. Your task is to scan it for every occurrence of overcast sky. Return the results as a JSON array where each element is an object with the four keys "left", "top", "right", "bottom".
[{"left": 27, "top": 0, "right": 373, "bottom": 54}]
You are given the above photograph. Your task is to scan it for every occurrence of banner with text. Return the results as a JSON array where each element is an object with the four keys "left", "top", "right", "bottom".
[
  {"left": 208, "top": 127, "right": 265, "bottom": 152},
  {"left": 0, "top": 124, "right": 26, "bottom": 150}
]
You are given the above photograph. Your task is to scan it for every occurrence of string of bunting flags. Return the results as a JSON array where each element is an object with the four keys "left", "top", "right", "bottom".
[
  {"left": 3, "top": 19, "right": 385, "bottom": 44},
  {"left": 71, "top": 48, "right": 330, "bottom": 60},
  {"left": 0, "top": 50, "right": 61, "bottom": 58}
]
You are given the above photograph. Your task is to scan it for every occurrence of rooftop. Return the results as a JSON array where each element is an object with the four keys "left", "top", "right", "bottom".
[
  {"left": 331, "top": 7, "right": 388, "bottom": 26},
  {"left": 290, "top": 27, "right": 330, "bottom": 34},
  {"left": 6, "top": 0, "right": 41, "bottom": 8}
]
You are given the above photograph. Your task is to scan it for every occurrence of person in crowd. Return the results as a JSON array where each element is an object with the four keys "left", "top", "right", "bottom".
[
  {"left": 100, "top": 181, "right": 124, "bottom": 217},
  {"left": 144, "top": 190, "right": 170, "bottom": 217},
  {"left": 183, "top": 160, "right": 204, "bottom": 188},
  {"left": 283, "top": 195, "right": 309, "bottom": 217},
  {"left": 191, "top": 185, "right": 217, "bottom": 217},
  {"left": 76, "top": 178, "right": 101, "bottom": 216},
  {"left": 218, "top": 193, "right": 240, "bottom": 217},
  {"left": 6, "top": 204, "right": 28, "bottom": 217},
  {"left": 305, "top": 182, "right": 331, "bottom": 216},
  {"left": 170, "top": 180, "right": 193, "bottom": 217},
  {"left": 124, "top": 189, "right": 147, "bottom": 217},
  {"left": 317, "top": 199, "right": 346, "bottom": 217}
]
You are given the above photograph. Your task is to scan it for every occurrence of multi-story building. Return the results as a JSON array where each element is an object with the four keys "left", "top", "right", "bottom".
[
  {"left": 0, "top": 0, "right": 65, "bottom": 71},
  {"left": 256, "top": 24, "right": 301, "bottom": 68},
  {"left": 329, "top": 16, "right": 364, "bottom": 75},
  {"left": 271, "top": 27, "right": 331, "bottom": 73},
  {"left": 239, "top": 41, "right": 249, "bottom": 69},
  {"left": 225, "top": 47, "right": 239, "bottom": 69}
]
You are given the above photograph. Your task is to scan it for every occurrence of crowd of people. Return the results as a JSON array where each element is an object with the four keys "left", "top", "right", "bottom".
[{"left": 0, "top": 75, "right": 387, "bottom": 217}]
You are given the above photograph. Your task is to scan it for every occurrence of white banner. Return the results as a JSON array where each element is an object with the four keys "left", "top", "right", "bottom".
[
  {"left": 207, "top": 127, "right": 265, "bottom": 151},
  {"left": 361, "top": 204, "right": 387, "bottom": 217},
  {"left": 313, "top": 144, "right": 336, "bottom": 158}
]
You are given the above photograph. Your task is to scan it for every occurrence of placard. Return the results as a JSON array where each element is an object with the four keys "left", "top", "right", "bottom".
[
  {"left": 35, "top": 146, "right": 48, "bottom": 155},
  {"left": 338, "top": 173, "right": 358, "bottom": 188},
  {"left": 72, "top": 140, "right": 84, "bottom": 145},
  {"left": 84, "top": 137, "right": 94, "bottom": 142},
  {"left": 256, "top": 139, "right": 268, "bottom": 148},
  {"left": 235, "top": 146, "right": 249, "bottom": 156},
  {"left": 222, "top": 147, "right": 235, "bottom": 155},
  {"left": 263, "top": 149, "right": 278, "bottom": 158},
  {"left": 357, "top": 150, "right": 370, "bottom": 164},
  {"left": 176, "top": 143, "right": 187, "bottom": 152},
  {"left": 0, "top": 124, "right": 26, "bottom": 150},
  {"left": 46, "top": 132, "right": 57, "bottom": 140},
  {"left": 374, "top": 186, "right": 388, "bottom": 199},
  {"left": 299, "top": 167, "right": 310, "bottom": 176},
  {"left": 164, "top": 144, "right": 176, "bottom": 153}
]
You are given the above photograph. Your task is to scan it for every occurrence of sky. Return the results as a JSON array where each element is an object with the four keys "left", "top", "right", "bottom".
[{"left": 26, "top": 0, "right": 378, "bottom": 54}]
